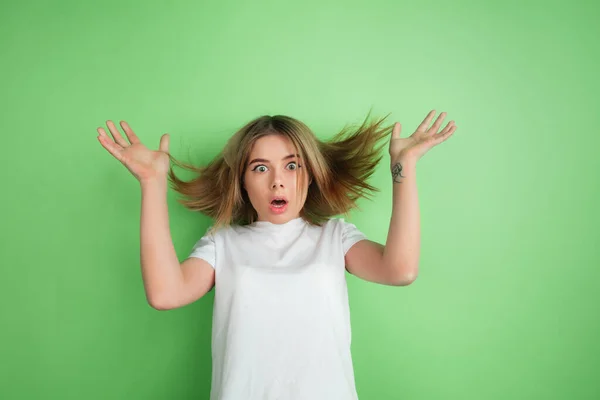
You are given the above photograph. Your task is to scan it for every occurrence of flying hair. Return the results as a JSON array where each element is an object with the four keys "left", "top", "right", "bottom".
[{"left": 166, "top": 109, "right": 394, "bottom": 232}]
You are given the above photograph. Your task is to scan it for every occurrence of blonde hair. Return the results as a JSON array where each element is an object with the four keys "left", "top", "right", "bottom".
[{"left": 167, "top": 110, "right": 393, "bottom": 232}]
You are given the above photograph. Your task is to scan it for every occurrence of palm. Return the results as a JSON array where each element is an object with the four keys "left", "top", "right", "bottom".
[
  {"left": 120, "top": 143, "right": 170, "bottom": 180},
  {"left": 97, "top": 120, "right": 170, "bottom": 182},
  {"left": 389, "top": 135, "right": 417, "bottom": 159}
]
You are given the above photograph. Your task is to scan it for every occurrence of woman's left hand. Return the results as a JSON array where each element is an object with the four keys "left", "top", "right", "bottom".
[{"left": 389, "top": 110, "right": 457, "bottom": 163}]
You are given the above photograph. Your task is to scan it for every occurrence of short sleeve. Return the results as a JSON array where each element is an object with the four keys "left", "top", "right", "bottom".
[
  {"left": 339, "top": 218, "right": 368, "bottom": 255},
  {"left": 188, "top": 226, "right": 216, "bottom": 269}
]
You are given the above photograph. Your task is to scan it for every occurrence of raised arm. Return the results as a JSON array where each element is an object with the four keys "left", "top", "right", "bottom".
[{"left": 97, "top": 120, "right": 214, "bottom": 310}]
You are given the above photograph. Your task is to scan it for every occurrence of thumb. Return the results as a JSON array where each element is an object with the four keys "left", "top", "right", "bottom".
[
  {"left": 159, "top": 133, "right": 170, "bottom": 153},
  {"left": 391, "top": 122, "right": 402, "bottom": 139}
]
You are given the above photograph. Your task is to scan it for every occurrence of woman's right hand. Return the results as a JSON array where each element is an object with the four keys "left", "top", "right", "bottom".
[{"left": 97, "top": 120, "right": 170, "bottom": 184}]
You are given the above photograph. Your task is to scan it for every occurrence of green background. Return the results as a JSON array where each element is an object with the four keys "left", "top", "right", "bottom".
[{"left": 1, "top": 0, "right": 598, "bottom": 399}]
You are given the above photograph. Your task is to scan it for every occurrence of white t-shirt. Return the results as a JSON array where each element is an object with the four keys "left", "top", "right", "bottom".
[{"left": 188, "top": 216, "right": 367, "bottom": 400}]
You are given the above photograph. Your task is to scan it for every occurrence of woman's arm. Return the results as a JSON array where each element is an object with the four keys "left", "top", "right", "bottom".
[
  {"left": 344, "top": 156, "right": 419, "bottom": 286},
  {"left": 345, "top": 110, "right": 456, "bottom": 286},
  {"left": 139, "top": 177, "right": 186, "bottom": 308},
  {"left": 97, "top": 120, "right": 214, "bottom": 309},
  {"left": 381, "top": 156, "right": 420, "bottom": 283}
]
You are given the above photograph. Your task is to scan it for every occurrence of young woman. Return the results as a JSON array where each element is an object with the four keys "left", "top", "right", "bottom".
[{"left": 96, "top": 110, "right": 456, "bottom": 400}]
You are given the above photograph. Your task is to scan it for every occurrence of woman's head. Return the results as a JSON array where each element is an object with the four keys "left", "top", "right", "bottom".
[
  {"left": 168, "top": 111, "right": 393, "bottom": 230},
  {"left": 222, "top": 115, "right": 329, "bottom": 225},
  {"left": 242, "top": 134, "right": 310, "bottom": 223}
]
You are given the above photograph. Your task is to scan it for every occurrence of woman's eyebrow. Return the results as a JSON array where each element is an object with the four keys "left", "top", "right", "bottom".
[{"left": 248, "top": 154, "right": 300, "bottom": 166}]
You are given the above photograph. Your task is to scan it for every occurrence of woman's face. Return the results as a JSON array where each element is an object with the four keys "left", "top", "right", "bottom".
[{"left": 243, "top": 134, "right": 311, "bottom": 224}]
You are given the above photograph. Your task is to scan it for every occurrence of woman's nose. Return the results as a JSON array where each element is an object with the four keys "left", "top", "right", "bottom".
[{"left": 271, "top": 173, "right": 284, "bottom": 188}]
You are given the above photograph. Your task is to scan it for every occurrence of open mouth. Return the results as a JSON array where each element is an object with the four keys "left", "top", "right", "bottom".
[{"left": 270, "top": 199, "right": 288, "bottom": 208}]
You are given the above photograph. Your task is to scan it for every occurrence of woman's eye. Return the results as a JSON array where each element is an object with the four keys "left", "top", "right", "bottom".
[
  {"left": 252, "top": 163, "right": 301, "bottom": 173},
  {"left": 251, "top": 165, "right": 267, "bottom": 172}
]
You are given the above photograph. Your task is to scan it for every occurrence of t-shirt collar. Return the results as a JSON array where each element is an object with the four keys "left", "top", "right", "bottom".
[{"left": 249, "top": 216, "right": 307, "bottom": 231}]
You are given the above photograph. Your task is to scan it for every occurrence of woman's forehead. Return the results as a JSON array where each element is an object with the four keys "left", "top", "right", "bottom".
[{"left": 247, "top": 135, "right": 299, "bottom": 160}]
